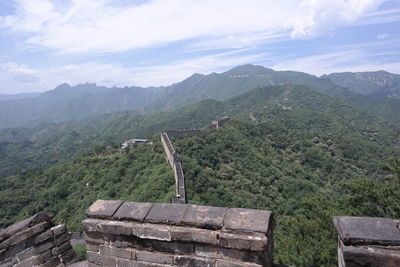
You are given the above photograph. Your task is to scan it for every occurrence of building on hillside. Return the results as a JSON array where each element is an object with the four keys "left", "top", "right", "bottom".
[
  {"left": 210, "top": 116, "right": 230, "bottom": 129},
  {"left": 121, "top": 138, "right": 149, "bottom": 150}
]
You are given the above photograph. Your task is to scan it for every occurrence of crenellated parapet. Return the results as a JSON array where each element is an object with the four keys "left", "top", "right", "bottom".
[
  {"left": 83, "top": 200, "right": 275, "bottom": 267},
  {"left": 0, "top": 212, "right": 77, "bottom": 266}
]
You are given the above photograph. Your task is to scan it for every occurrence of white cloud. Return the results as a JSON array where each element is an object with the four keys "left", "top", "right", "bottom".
[
  {"left": 377, "top": 33, "right": 390, "bottom": 39},
  {"left": 0, "top": 0, "right": 386, "bottom": 54}
]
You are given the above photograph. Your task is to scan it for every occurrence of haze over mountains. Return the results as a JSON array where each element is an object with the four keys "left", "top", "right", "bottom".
[{"left": 1, "top": 64, "right": 400, "bottom": 129}]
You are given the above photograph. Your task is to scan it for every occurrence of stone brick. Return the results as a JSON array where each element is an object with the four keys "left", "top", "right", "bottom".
[
  {"left": 59, "top": 248, "right": 75, "bottom": 263},
  {"left": 54, "top": 232, "right": 71, "bottom": 246},
  {"left": 85, "top": 231, "right": 113, "bottom": 245},
  {"left": 194, "top": 244, "right": 220, "bottom": 258},
  {"left": 36, "top": 240, "right": 54, "bottom": 254},
  {"left": 220, "top": 248, "right": 261, "bottom": 264},
  {"left": 182, "top": 205, "right": 227, "bottom": 230},
  {"left": 224, "top": 208, "right": 273, "bottom": 234},
  {"left": 14, "top": 255, "right": 42, "bottom": 267},
  {"left": 41, "top": 257, "right": 61, "bottom": 267},
  {"left": 113, "top": 202, "right": 154, "bottom": 222},
  {"left": 215, "top": 259, "right": 263, "bottom": 267},
  {"left": 136, "top": 250, "right": 174, "bottom": 265},
  {"left": 333, "top": 216, "right": 400, "bottom": 246},
  {"left": 88, "top": 262, "right": 101, "bottom": 267},
  {"left": 171, "top": 227, "right": 218, "bottom": 245},
  {"left": 339, "top": 239, "right": 400, "bottom": 267},
  {"left": 34, "top": 229, "right": 54, "bottom": 244},
  {"left": 2, "top": 242, "right": 25, "bottom": 261},
  {"left": 117, "top": 259, "right": 136, "bottom": 267},
  {"left": 141, "top": 240, "right": 194, "bottom": 255},
  {"left": 86, "top": 200, "right": 124, "bottom": 219},
  {"left": 100, "top": 221, "right": 134, "bottom": 236},
  {"left": 50, "top": 225, "right": 67, "bottom": 237},
  {"left": 58, "top": 240, "right": 73, "bottom": 254},
  {"left": 87, "top": 251, "right": 102, "bottom": 264},
  {"left": 144, "top": 203, "right": 188, "bottom": 225},
  {"left": 174, "top": 255, "right": 215, "bottom": 267},
  {"left": 40, "top": 250, "right": 53, "bottom": 262},
  {"left": 219, "top": 232, "right": 267, "bottom": 251},
  {"left": 100, "top": 245, "right": 134, "bottom": 260},
  {"left": 132, "top": 224, "right": 172, "bottom": 241},
  {"left": 15, "top": 247, "right": 36, "bottom": 262}
]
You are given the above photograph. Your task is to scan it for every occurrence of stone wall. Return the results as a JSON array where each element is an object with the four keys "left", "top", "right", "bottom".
[
  {"left": 160, "top": 132, "right": 186, "bottom": 204},
  {"left": 333, "top": 216, "right": 400, "bottom": 267},
  {"left": 165, "top": 130, "right": 200, "bottom": 138},
  {"left": 0, "top": 212, "right": 77, "bottom": 267},
  {"left": 83, "top": 200, "right": 274, "bottom": 267}
]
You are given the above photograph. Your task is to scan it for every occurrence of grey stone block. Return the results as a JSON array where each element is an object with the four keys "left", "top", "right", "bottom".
[
  {"left": 136, "top": 250, "right": 174, "bottom": 265},
  {"left": 132, "top": 224, "right": 172, "bottom": 241},
  {"left": 339, "top": 239, "right": 400, "bottom": 267},
  {"left": 51, "top": 225, "right": 67, "bottom": 237},
  {"left": 171, "top": 227, "right": 218, "bottom": 245},
  {"left": 113, "top": 202, "right": 154, "bottom": 222},
  {"left": 85, "top": 200, "right": 124, "bottom": 219},
  {"left": 15, "top": 247, "right": 36, "bottom": 262},
  {"left": 182, "top": 205, "right": 227, "bottom": 230},
  {"left": 144, "top": 203, "right": 188, "bottom": 225},
  {"left": 194, "top": 244, "right": 220, "bottom": 258},
  {"left": 224, "top": 208, "right": 273, "bottom": 234},
  {"left": 54, "top": 232, "right": 71, "bottom": 246},
  {"left": 219, "top": 232, "right": 268, "bottom": 251},
  {"left": 174, "top": 255, "right": 215, "bottom": 267},
  {"left": 215, "top": 259, "right": 263, "bottom": 267},
  {"left": 333, "top": 216, "right": 400, "bottom": 246},
  {"left": 99, "top": 246, "right": 134, "bottom": 260},
  {"left": 34, "top": 229, "right": 54, "bottom": 244}
]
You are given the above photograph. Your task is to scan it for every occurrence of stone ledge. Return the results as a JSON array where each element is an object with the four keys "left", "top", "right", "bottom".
[
  {"left": 333, "top": 216, "right": 400, "bottom": 246},
  {"left": 85, "top": 201, "right": 274, "bottom": 234}
]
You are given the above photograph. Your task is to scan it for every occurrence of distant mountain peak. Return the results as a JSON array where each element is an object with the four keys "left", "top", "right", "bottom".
[{"left": 225, "top": 64, "right": 274, "bottom": 75}]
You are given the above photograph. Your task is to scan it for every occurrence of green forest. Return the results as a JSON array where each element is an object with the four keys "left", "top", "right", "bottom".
[{"left": 1, "top": 84, "right": 399, "bottom": 266}]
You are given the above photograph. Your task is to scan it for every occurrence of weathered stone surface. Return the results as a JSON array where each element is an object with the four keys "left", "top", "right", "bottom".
[
  {"left": 333, "top": 216, "right": 400, "bottom": 246},
  {"left": 219, "top": 232, "right": 268, "bottom": 251},
  {"left": 113, "top": 202, "right": 154, "bottom": 222},
  {"left": 86, "top": 243, "right": 99, "bottom": 252},
  {"left": 174, "top": 255, "right": 215, "bottom": 267},
  {"left": 182, "top": 205, "right": 227, "bottom": 230},
  {"left": 194, "top": 244, "right": 219, "bottom": 258},
  {"left": 15, "top": 247, "right": 36, "bottom": 262},
  {"left": 51, "top": 225, "right": 67, "bottom": 237},
  {"left": 136, "top": 250, "right": 174, "bottom": 265},
  {"left": 141, "top": 240, "right": 194, "bottom": 255},
  {"left": 215, "top": 259, "right": 263, "bottom": 267},
  {"left": 14, "top": 255, "right": 42, "bottom": 267},
  {"left": 171, "top": 227, "right": 218, "bottom": 245},
  {"left": 100, "top": 245, "right": 134, "bottom": 260},
  {"left": 34, "top": 229, "right": 54, "bottom": 244},
  {"left": 132, "top": 224, "right": 172, "bottom": 241},
  {"left": 85, "top": 200, "right": 124, "bottom": 219},
  {"left": 0, "top": 221, "right": 49, "bottom": 249},
  {"left": 224, "top": 208, "right": 273, "bottom": 234},
  {"left": 99, "top": 220, "right": 133, "bottom": 236},
  {"left": 220, "top": 248, "right": 261, "bottom": 264},
  {"left": 54, "top": 232, "right": 71, "bottom": 246},
  {"left": 339, "top": 239, "right": 400, "bottom": 267},
  {"left": 144, "top": 203, "right": 188, "bottom": 225},
  {"left": 116, "top": 259, "right": 135, "bottom": 267}
]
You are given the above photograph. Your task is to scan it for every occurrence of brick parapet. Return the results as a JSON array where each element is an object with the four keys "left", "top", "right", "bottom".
[
  {"left": 84, "top": 200, "right": 274, "bottom": 266},
  {"left": 0, "top": 212, "right": 77, "bottom": 266}
]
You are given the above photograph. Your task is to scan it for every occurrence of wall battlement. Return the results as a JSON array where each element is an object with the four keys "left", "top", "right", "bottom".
[
  {"left": 0, "top": 212, "right": 77, "bottom": 266},
  {"left": 83, "top": 200, "right": 275, "bottom": 267}
]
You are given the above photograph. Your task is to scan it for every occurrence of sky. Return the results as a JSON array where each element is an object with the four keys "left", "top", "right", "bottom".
[{"left": 0, "top": 0, "right": 399, "bottom": 93}]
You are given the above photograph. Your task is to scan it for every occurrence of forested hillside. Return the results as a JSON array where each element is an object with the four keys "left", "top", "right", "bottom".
[{"left": 1, "top": 84, "right": 399, "bottom": 266}]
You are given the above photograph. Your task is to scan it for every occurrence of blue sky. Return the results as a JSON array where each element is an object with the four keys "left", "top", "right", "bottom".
[{"left": 0, "top": 0, "right": 399, "bottom": 93}]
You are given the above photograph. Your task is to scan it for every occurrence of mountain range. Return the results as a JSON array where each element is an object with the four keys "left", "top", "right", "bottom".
[{"left": 1, "top": 65, "right": 400, "bottom": 129}]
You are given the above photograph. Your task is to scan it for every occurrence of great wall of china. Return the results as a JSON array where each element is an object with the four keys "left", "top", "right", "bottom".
[{"left": 1, "top": 118, "right": 399, "bottom": 266}]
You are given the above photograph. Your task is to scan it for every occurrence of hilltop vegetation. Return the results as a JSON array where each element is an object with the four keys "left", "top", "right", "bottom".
[{"left": 0, "top": 84, "right": 399, "bottom": 266}]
